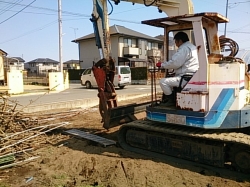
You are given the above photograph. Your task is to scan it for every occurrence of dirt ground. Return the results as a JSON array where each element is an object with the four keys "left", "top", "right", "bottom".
[{"left": 0, "top": 96, "right": 250, "bottom": 187}]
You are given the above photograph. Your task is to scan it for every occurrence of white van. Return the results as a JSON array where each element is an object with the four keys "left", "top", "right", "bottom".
[{"left": 81, "top": 65, "right": 131, "bottom": 89}]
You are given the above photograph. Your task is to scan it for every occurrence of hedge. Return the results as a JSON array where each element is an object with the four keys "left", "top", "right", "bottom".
[
  {"left": 67, "top": 67, "right": 148, "bottom": 81},
  {"left": 130, "top": 67, "right": 147, "bottom": 80},
  {"left": 67, "top": 69, "right": 85, "bottom": 80}
]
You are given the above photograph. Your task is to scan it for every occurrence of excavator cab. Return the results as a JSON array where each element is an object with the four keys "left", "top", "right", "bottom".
[
  {"left": 117, "top": 12, "right": 250, "bottom": 173},
  {"left": 142, "top": 12, "right": 250, "bottom": 113}
]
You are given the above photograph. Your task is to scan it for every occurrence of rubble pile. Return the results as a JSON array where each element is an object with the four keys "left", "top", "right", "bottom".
[{"left": 0, "top": 92, "right": 79, "bottom": 169}]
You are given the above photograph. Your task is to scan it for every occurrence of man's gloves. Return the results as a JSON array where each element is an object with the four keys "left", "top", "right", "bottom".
[{"left": 156, "top": 62, "right": 162, "bottom": 68}]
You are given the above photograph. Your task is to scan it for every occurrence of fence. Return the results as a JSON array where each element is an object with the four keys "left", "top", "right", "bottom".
[
  {"left": 22, "top": 68, "right": 166, "bottom": 85},
  {"left": 23, "top": 77, "right": 49, "bottom": 85}
]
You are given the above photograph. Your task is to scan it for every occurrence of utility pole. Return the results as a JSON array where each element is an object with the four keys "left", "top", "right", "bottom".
[
  {"left": 58, "top": 0, "right": 63, "bottom": 72},
  {"left": 224, "top": 0, "right": 229, "bottom": 37}
]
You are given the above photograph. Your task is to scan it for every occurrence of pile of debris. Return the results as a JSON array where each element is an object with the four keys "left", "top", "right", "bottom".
[{"left": 0, "top": 92, "right": 78, "bottom": 169}]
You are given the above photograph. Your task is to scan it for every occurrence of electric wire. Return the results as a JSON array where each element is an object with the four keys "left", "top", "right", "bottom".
[
  {"left": 229, "top": 0, "right": 250, "bottom": 4},
  {"left": 0, "top": 0, "right": 36, "bottom": 25},
  {"left": 0, "top": 20, "right": 57, "bottom": 44},
  {"left": 0, "top": 0, "right": 248, "bottom": 34},
  {"left": 0, "top": 0, "right": 90, "bottom": 17},
  {"left": 0, "top": 0, "right": 249, "bottom": 50},
  {"left": 0, "top": 0, "right": 22, "bottom": 15}
]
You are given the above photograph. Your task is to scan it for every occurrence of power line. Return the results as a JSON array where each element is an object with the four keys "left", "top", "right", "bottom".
[
  {"left": 112, "top": 7, "right": 147, "bottom": 14},
  {"left": 0, "top": 20, "right": 57, "bottom": 44},
  {"left": 0, "top": 0, "right": 90, "bottom": 17},
  {"left": 0, "top": 8, "right": 89, "bottom": 17},
  {"left": 0, "top": 0, "right": 248, "bottom": 45},
  {"left": 0, "top": 0, "right": 22, "bottom": 15},
  {"left": 0, "top": 0, "right": 139, "bottom": 17},
  {"left": 223, "top": 30, "right": 250, "bottom": 34},
  {"left": 237, "top": 37, "right": 250, "bottom": 43},
  {"left": 229, "top": 0, "right": 250, "bottom": 4},
  {"left": 0, "top": 5, "right": 141, "bottom": 24},
  {"left": 228, "top": 1, "right": 250, "bottom": 10},
  {"left": 230, "top": 23, "right": 250, "bottom": 32},
  {"left": 200, "top": 0, "right": 249, "bottom": 14},
  {"left": 0, "top": 8, "right": 57, "bottom": 16},
  {"left": 0, "top": 0, "right": 36, "bottom": 24}
]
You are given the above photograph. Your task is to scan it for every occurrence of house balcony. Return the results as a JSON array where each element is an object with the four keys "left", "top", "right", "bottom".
[
  {"left": 147, "top": 49, "right": 161, "bottom": 57},
  {"left": 123, "top": 47, "right": 139, "bottom": 56}
]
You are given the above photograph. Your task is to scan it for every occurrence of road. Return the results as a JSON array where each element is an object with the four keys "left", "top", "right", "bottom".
[{"left": 10, "top": 84, "right": 161, "bottom": 108}]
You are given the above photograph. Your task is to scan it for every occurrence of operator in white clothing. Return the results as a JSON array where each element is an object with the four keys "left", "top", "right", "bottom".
[{"left": 156, "top": 31, "right": 199, "bottom": 106}]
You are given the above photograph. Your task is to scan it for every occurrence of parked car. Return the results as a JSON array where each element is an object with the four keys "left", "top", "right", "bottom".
[{"left": 81, "top": 65, "right": 131, "bottom": 89}]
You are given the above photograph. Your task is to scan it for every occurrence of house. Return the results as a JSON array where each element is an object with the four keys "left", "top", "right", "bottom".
[
  {"left": 0, "top": 49, "right": 7, "bottom": 84},
  {"left": 63, "top": 60, "right": 80, "bottom": 70},
  {"left": 73, "top": 25, "right": 164, "bottom": 69},
  {"left": 4, "top": 57, "right": 25, "bottom": 70},
  {"left": 24, "top": 58, "right": 59, "bottom": 74},
  {"left": 155, "top": 34, "right": 176, "bottom": 59}
]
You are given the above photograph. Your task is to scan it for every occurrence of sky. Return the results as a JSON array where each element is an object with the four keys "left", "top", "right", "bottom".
[{"left": 0, "top": 0, "right": 249, "bottom": 62}]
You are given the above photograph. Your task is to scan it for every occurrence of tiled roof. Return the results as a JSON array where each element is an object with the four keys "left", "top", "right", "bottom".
[
  {"left": 155, "top": 35, "right": 174, "bottom": 46},
  {"left": 73, "top": 25, "right": 163, "bottom": 42},
  {"left": 64, "top": 60, "right": 79, "bottom": 64},
  {"left": 6, "top": 57, "right": 25, "bottom": 63},
  {"left": 26, "top": 58, "right": 59, "bottom": 64},
  {"left": 0, "top": 49, "right": 7, "bottom": 55}
]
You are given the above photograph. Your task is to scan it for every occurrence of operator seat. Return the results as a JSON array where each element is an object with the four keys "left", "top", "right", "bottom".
[
  {"left": 161, "top": 74, "right": 193, "bottom": 104},
  {"left": 172, "top": 74, "right": 193, "bottom": 103},
  {"left": 176, "top": 74, "right": 193, "bottom": 92}
]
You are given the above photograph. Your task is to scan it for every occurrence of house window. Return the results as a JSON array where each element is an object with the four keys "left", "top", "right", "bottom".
[
  {"left": 53, "top": 63, "right": 57, "bottom": 67},
  {"left": 148, "top": 42, "right": 152, "bottom": 50},
  {"left": 152, "top": 43, "right": 158, "bottom": 50},
  {"left": 124, "top": 38, "right": 132, "bottom": 47}
]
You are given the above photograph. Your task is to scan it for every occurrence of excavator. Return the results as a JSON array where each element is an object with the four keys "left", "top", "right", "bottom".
[{"left": 90, "top": 0, "right": 250, "bottom": 173}]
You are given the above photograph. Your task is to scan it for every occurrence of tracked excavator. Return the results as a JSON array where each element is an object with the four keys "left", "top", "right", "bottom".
[{"left": 90, "top": 0, "right": 250, "bottom": 173}]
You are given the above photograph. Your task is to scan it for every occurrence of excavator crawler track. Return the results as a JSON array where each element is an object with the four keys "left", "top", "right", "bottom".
[{"left": 118, "top": 119, "right": 250, "bottom": 173}]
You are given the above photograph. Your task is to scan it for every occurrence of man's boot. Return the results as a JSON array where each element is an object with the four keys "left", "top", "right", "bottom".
[
  {"left": 161, "top": 93, "right": 175, "bottom": 106},
  {"left": 162, "top": 93, "right": 168, "bottom": 103}
]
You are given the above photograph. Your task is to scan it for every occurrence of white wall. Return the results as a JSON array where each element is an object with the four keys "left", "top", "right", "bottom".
[{"left": 79, "top": 35, "right": 162, "bottom": 69}]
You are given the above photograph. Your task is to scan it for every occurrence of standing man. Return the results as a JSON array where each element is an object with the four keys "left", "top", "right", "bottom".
[{"left": 156, "top": 31, "right": 199, "bottom": 106}]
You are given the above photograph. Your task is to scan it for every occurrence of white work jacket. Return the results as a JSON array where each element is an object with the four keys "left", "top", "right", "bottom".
[{"left": 161, "top": 41, "right": 199, "bottom": 76}]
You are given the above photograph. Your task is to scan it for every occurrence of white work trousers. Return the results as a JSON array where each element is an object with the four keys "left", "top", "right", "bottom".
[{"left": 159, "top": 76, "right": 186, "bottom": 95}]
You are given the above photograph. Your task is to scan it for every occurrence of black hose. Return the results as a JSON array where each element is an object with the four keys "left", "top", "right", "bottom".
[
  {"left": 108, "top": 0, "right": 113, "bottom": 15},
  {"left": 219, "top": 37, "right": 239, "bottom": 57},
  {"left": 144, "top": 0, "right": 157, "bottom": 7}
]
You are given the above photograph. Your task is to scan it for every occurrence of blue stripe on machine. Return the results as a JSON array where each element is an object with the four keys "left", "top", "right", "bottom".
[
  {"left": 204, "top": 89, "right": 234, "bottom": 127},
  {"left": 147, "top": 88, "right": 235, "bottom": 128},
  {"left": 186, "top": 88, "right": 235, "bottom": 127}
]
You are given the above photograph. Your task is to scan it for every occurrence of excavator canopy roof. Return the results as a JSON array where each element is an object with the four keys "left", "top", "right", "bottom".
[{"left": 141, "top": 12, "right": 229, "bottom": 28}]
